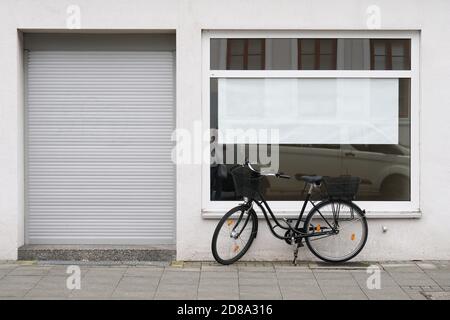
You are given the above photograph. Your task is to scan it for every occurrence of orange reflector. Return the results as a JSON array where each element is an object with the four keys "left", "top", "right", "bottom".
[
  {"left": 315, "top": 224, "right": 321, "bottom": 232},
  {"left": 233, "top": 245, "right": 240, "bottom": 252},
  {"left": 351, "top": 233, "right": 356, "bottom": 241},
  {"left": 227, "top": 220, "right": 233, "bottom": 226}
]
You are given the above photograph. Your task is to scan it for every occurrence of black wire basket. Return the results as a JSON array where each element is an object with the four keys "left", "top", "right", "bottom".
[
  {"left": 322, "top": 176, "right": 361, "bottom": 200},
  {"left": 230, "top": 166, "right": 265, "bottom": 200}
]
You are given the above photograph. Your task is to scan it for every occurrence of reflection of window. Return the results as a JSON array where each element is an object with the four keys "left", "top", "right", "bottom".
[
  {"left": 207, "top": 33, "right": 416, "bottom": 206},
  {"left": 399, "top": 78, "right": 411, "bottom": 118},
  {"left": 226, "top": 39, "right": 265, "bottom": 70},
  {"left": 370, "top": 39, "right": 411, "bottom": 70},
  {"left": 297, "top": 39, "right": 337, "bottom": 70},
  {"left": 211, "top": 38, "right": 412, "bottom": 70}
]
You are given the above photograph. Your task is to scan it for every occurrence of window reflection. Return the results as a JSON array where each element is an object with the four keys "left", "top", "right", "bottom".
[
  {"left": 226, "top": 39, "right": 265, "bottom": 70},
  {"left": 298, "top": 39, "right": 337, "bottom": 70},
  {"left": 210, "top": 78, "right": 411, "bottom": 201},
  {"left": 370, "top": 39, "right": 411, "bottom": 70},
  {"left": 211, "top": 38, "right": 411, "bottom": 70}
]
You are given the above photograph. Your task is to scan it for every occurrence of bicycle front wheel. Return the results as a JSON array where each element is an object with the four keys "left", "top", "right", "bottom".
[
  {"left": 305, "top": 200, "right": 368, "bottom": 263},
  {"left": 211, "top": 205, "right": 258, "bottom": 265}
]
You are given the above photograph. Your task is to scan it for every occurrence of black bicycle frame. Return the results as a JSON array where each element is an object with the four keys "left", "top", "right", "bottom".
[{"left": 245, "top": 184, "right": 335, "bottom": 241}]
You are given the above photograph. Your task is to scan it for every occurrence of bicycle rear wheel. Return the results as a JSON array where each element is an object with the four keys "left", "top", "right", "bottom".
[
  {"left": 211, "top": 205, "right": 258, "bottom": 265},
  {"left": 304, "top": 200, "right": 368, "bottom": 263}
]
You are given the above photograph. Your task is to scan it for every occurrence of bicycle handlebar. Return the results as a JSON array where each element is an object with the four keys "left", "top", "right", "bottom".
[{"left": 244, "top": 160, "right": 291, "bottom": 179}]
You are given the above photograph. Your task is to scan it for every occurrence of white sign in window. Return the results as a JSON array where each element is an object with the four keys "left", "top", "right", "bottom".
[{"left": 218, "top": 78, "right": 399, "bottom": 144}]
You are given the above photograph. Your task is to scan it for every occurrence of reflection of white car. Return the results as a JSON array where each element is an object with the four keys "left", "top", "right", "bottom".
[{"left": 267, "top": 144, "right": 410, "bottom": 200}]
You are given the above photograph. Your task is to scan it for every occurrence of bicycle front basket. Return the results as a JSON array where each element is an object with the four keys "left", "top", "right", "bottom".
[
  {"left": 230, "top": 166, "right": 264, "bottom": 200},
  {"left": 323, "top": 176, "right": 361, "bottom": 200}
]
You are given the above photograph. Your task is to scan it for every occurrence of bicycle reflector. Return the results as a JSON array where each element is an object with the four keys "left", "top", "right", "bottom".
[
  {"left": 315, "top": 224, "right": 321, "bottom": 232},
  {"left": 351, "top": 233, "right": 356, "bottom": 241}
]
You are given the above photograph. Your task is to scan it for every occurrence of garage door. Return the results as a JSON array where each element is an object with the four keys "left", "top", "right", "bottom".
[{"left": 25, "top": 36, "right": 175, "bottom": 244}]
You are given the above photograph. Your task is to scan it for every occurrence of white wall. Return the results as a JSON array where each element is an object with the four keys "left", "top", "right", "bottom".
[{"left": 1, "top": 0, "right": 450, "bottom": 261}]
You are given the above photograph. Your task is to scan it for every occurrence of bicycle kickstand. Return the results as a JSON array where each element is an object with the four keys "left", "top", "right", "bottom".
[{"left": 292, "top": 238, "right": 299, "bottom": 265}]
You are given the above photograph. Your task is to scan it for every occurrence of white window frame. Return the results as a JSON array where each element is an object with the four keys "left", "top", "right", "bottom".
[{"left": 201, "top": 30, "right": 420, "bottom": 219}]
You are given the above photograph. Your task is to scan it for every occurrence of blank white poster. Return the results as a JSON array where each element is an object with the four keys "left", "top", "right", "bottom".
[{"left": 218, "top": 78, "right": 399, "bottom": 144}]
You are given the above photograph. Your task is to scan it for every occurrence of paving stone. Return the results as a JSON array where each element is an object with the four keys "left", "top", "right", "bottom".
[
  {"left": 118, "top": 276, "right": 160, "bottom": 289},
  {"left": 8, "top": 266, "right": 52, "bottom": 276},
  {"left": 155, "top": 284, "right": 198, "bottom": 300},
  {"left": 25, "top": 288, "right": 72, "bottom": 298},
  {"left": 124, "top": 267, "right": 164, "bottom": 277},
  {"left": 200, "top": 278, "right": 239, "bottom": 287},
  {"left": 422, "top": 291, "right": 450, "bottom": 300},
  {"left": 381, "top": 263, "right": 423, "bottom": 272},
  {"left": 276, "top": 271, "right": 315, "bottom": 280},
  {"left": 33, "top": 276, "right": 72, "bottom": 290},
  {"left": 69, "top": 282, "right": 117, "bottom": 298},
  {"left": 160, "top": 272, "right": 200, "bottom": 285},
  {"left": 320, "top": 285, "right": 368, "bottom": 300},
  {"left": 239, "top": 285, "right": 282, "bottom": 300},
  {"left": 47, "top": 265, "right": 90, "bottom": 277},
  {"left": 351, "top": 271, "right": 400, "bottom": 288},
  {"left": 111, "top": 290, "right": 155, "bottom": 299},
  {"left": 278, "top": 278, "right": 318, "bottom": 287},
  {"left": 324, "top": 292, "right": 368, "bottom": 300},
  {"left": 238, "top": 271, "right": 277, "bottom": 279},
  {"left": 313, "top": 271, "right": 355, "bottom": 280},
  {"left": 425, "top": 271, "right": 450, "bottom": 286},
  {"left": 416, "top": 262, "right": 438, "bottom": 270},
  {"left": 236, "top": 262, "right": 274, "bottom": 268},
  {"left": 198, "top": 284, "right": 239, "bottom": 300},
  {"left": 0, "top": 276, "right": 42, "bottom": 297},
  {"left": 388, "top": 272, "right": 438, "bottom": 286},
  {"left": 405, "top": 291, "right": 428, "bottom": 300},
  {"left": 0, "top": 289, "right": 30, "bottom": 298},
  {"left": 274, "top": 266, "right": 312, "bottom": 272},
  {"left": 280, "top": 285, "right": 324, "bottom": 300},
  {"left": 201, "top": 265, "right": 238, "bottom": 272},
  {"left": 422, "top": 261, "right": 450, "bottom": 269},
  {"left": 0, "top": 263, "right": 18, "bottom": 269},
  {"left": 200, "top": 271, "right": 238, "bottom": 279},
  {"left": 239, "top": 277, "right": 279, "bottom": 286},
  {"left": 237, "top": 265, "right": 275, "bottom": 272},
  {"left": 362, "top": 286, "right": 410, "bottom": 300},
  {"left": 317, "top": 278, "right": 359, "bottom": 287},
  {"left": 282, "top": 291, "right": 325, "bottom": 300},
  {"left": 0, "top": 270, "right": 13, "bottom": 279},
  {"left": 85, "top": 267, "right": 127, "bottom": 278},
  {"left": 112, "top": 277, "right": 158, "bottom": 299}
]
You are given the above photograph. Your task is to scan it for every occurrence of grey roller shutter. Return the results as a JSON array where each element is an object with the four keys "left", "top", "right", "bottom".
[{"left": 26, "top": 50, "right": 175, "bottom": 244}]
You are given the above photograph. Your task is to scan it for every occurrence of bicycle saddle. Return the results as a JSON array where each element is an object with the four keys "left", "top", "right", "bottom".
[{"left": 295, "top": 174, "right": 323, "bottom": 184}]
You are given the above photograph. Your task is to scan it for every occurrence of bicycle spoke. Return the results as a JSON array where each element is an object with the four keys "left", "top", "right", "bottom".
[
  {"left": 213, "top": 208, "right": 256, "bottom": 264},
  {"left": 306, "top": 201, "right": 367, "bottom": 262}
]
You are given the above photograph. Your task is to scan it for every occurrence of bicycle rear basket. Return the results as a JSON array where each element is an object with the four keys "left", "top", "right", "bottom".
[
  {"left": 323, "top": 176, "right": 361, "bottom": 200},
  {"left": 230, "top": 166, "right": 264, "bottom": 200}
]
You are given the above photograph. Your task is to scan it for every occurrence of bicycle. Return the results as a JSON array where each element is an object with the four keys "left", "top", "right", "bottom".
[{"left": 211, "top": 161, "right": 368, "bottom": 264}]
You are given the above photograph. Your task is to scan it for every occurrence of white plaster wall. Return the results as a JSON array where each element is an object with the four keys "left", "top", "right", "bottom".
[{"left": 1, "top": 0, "right": 450, "bottom": 261}]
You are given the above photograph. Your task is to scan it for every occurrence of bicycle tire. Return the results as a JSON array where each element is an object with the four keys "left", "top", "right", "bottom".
[
  {"left": 211, "top": 205, "right": 258, "bottom": 265},
  {"left": 304, "top": 199, "right": 368, "bottom": 263}
]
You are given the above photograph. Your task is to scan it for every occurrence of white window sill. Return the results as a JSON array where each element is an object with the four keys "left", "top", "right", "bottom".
[{"left": 201, "top": 210, "right": 422, "bottom": 219}]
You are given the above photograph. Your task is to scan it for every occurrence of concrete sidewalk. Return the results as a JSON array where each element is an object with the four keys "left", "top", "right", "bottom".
[{"left": 1, "top": 260, "right": 450, "bottom": 300}]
